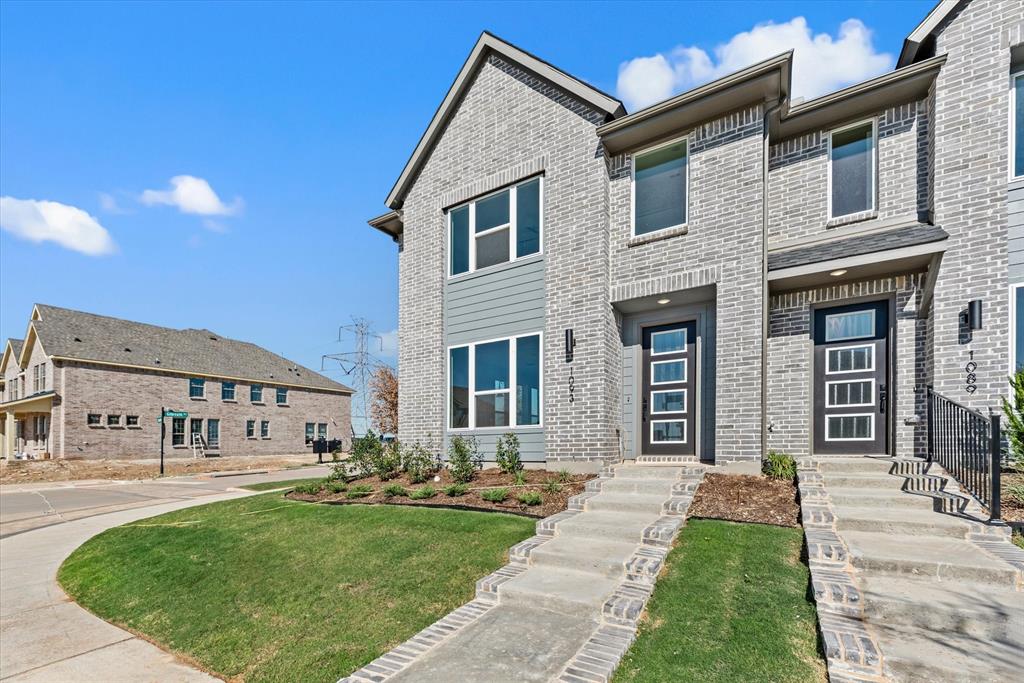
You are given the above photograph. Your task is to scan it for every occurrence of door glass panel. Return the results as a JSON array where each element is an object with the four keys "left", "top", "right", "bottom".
[
  {"left": 826, "top": 415, "right": 873, "bottom": 440},
  {"left": 652, "top": 359, "right": 685, "bottom": 384},
  {"left": 827, "top": 345, "right": 873, "bottom": 373},
  {"left": 651, "top": 420, "right": 685, "bottom": 443},
  {"left": 651, "top": 390, "right": 686, "bottom": 414},
  {"left": 651, "top": 329, "right": 686, "bottom": 354},
  {"left": 825, "top": 310, "right": 875, "bottom": 341},
  {"left": 516, "top": 179, "right": 541, "bottom": 257},
  {"left": 475, "top": 340, "right": 509, "bottom": 391},
  {"left": 827, "top": 380, "right": 873, "bottom": 407},
  {"left": 475, "top": 228, "right": 509, "bottom": 269},
  {"left": 475, "top": 393, "right": 509, "bottom": 427},
  {"left": 476, "top": 190, "right": 510, "bottom": 232}
]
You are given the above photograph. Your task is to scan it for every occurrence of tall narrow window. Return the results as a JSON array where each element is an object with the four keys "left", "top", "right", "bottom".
[
  {"left": 172, "top": 417, "right": 185, "bottom": 446},
  {"left": 222, "top": 381, "right": 236, "bottom": 401},
  {"left": 260, "top": 420, "right": 270, "bottom": 438},
  {"left": 448, "top": 177, "right": 542, "bottom": 276},
  {"left": 450, "top": 346, "right": 470, "bottom": 429},
  {"left": 207, "top": 419, "right": 220, "bottom": 448},
  {"left": 633, "top": 139, "right": 687, "bottom": 235},
  {"left": 1013, "top": 72, "right": 1023, "bottom": 179},
  {"left": 1015, "top": 284, "right": 1024, "bottom": 372},
  {"left": 246, "top": 419, "right": 256, "bottom": 438},
  {"left": 317, "top": 423, "right": 328, "bottom": 439},
  {"left": 830, "top": 120, "right": 875, "bottom": 219},
  {"left": 251, "top": 384, "right": 263, "bottom": 403},
  {"left": 305, "top": 422, "right": 315, "bottom": 444},
  {"left": 276, "top": 387, "right": 288, "bottom": 405},
  {"left": 516, "top": 334, "right": 541, "bottom": 426},
  {"left": 475, "top": 339, "right": 510, "bottom": 427}
]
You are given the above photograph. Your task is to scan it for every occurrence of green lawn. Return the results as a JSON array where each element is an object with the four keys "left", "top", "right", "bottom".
[
  {"left": 239, "top": 476, "right": 324, "bottom": 491},
  {"left": 58, "top": 495, "right": 534, "bottom": 683},
  {"left": 614, "top": 519, "right": 826, "bottom": 683}
]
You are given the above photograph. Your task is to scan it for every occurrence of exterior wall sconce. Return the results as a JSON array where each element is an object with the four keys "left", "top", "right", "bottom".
[
  {"left": 962, "top": 300, "right": 983, "bottom": 330},
  {"left": 565, "top": 329, "right": 576, "bottom": 363}
]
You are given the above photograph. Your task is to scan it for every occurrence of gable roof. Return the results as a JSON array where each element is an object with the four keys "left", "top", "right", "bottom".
[
  {"left": 898, "top": 0, "right": 962, "bottom": 67},
  {"left": 26, "top": 304, "right": 352, "bottom": 394},
  {"left": 384, "top": 31, "right": 626, "bottom": 210},
  {"left": 1, "top": 339, "right": 24, "bottom": 375}
]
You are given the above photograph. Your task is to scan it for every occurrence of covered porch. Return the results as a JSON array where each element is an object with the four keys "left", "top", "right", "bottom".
[{"left": 1, "top": 392, "right": 56, "bottom": 460}]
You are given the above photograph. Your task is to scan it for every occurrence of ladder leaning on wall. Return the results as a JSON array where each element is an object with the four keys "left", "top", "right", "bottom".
[{"left": 191, "top": 432, "right": 206, "bottom": 459}]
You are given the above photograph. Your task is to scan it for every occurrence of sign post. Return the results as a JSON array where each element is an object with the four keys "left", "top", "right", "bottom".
[{"left": 160, "top": 406, "right": 165, "bottom": 476}]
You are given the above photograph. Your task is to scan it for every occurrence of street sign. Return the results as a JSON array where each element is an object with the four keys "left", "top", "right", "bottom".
[
  {"left": 157, "top": 417, "right": 163, "bottom": 423},
  {"left": 163, "top": 410, "right": 188, "bottom": 418}
]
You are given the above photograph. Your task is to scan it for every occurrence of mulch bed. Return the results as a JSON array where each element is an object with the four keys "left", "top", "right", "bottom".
[
  {"left": 286, "top": 467, "right": 593, "bottom": 518},
  {"left": 688, "top": 473, "right": 801, "bottom": 528}
]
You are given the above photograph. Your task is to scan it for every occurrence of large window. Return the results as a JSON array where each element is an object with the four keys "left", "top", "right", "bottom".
[
  {"left": 1013, "top": 71, "right": 1023, "bottom": 179},
  {"left": 222, "top": 381, "right": 236, "bottom": 401},
  {"left": 189, "top": 377, "right": 206, "bottom": 399},
  {"left": 829, "top": 120, "right": 876, "bottom": 219},
  {"left": 633, "top": 138, "right": 688, "bottom": 236},
  {"left": 171, "top": 417, "right": 185, "bottom": 446},
  {"left": 449, "top": 177, "right": 542, "bottom": 276},
  {"left": 448, "top": 333, "right": 542, "bottom": 430},
  {"left": 207, "top": 419, "right": 220, "bottom": 448}
]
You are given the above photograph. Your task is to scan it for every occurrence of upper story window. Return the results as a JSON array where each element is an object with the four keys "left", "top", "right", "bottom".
[
  {"left": 32, "top": 363, "right": 46, "bottom": 393},
  {"left": 449, "top": 333, "right": 542, "bottom": 430},
  {"left": 222, "top": 381, "right": 236, "bottom": 401},
  {"left": 449, "top": 177, "right": 542, "bottom": 276},
  {"left": 1013, "top": 71, "right": 1023, "bottom": 180},
  {"left": 829, "top": 119, "right": 876, "bottom": 219},
  {"left": 633, "top": 138, "right": 688, "bottom": 236},
  {"left": 189, "top": 377, "right": 205, "bottom": 399},
  {"left": 276, "top": 387, "right": 288, "bottom": 405},
  {"left": 251, "top": 383, "right": 263, "bottom": 403}
]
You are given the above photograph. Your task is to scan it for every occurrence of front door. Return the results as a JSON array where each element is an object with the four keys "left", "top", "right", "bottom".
[
  {"left": 813, "top": 300, "right": 889, "bottom": 455},
  {"left": 190, "top": 418, "right": 203, "bottom": 447},
  {"left": 641, "top": 321, "right": 697, "bottom": 456}
]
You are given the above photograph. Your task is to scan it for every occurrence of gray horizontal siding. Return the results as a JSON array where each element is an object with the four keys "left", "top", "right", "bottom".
[
  {"left": 1010, "top": 180, "right": 1024, "bottom": 283},
  {"left": 444, "top": 255, "right": 546, "bottom": 461}
]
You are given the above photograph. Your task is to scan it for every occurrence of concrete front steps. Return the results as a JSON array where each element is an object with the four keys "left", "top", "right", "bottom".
[{"left": 805, "top": 455, "right": 1024, "bottom": 683}]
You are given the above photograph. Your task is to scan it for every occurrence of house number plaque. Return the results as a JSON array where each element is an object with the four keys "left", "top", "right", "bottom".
[
  {"left": 965, "top": 351, "right": 977, "bottom": 395},
  {"left": 568, "top": 367, "right": 575, "bottom": 403}
]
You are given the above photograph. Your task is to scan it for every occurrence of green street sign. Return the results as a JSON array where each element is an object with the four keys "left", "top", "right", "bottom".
[
  {"left": 163, "top": 410, "right": 188, "bottom": 418},
  {"left": 157, "top": 417, "right": 163, "bottom": 423}
]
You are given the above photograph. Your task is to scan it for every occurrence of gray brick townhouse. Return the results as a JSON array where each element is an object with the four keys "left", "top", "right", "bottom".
[
  {"left": 369, "top": 0, "right": 1024, "bottom": 469},
  {"left": 0, "top": 304, "right": 353, "bottom": 460}
]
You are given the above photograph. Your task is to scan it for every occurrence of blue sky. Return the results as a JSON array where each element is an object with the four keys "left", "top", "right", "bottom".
[{"left": 0, "top": 0, "right": 933, "bottom": 388}]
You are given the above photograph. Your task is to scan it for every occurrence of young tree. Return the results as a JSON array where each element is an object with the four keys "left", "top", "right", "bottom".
[
  {"left": 369, "top": 365, "right": 398, "bottom": 435},
  {"left": 1002, "top": 369, "right": 1024, "bottom": 470}
]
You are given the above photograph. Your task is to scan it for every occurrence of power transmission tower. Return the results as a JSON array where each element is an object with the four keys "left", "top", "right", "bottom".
[{"left": 321, "top": 317, "right": 384, "bottom": 438}]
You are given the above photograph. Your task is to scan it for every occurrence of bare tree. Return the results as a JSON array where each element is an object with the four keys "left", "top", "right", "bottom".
[{"left": 369, "top": 365, "right": 398, "bottom": 435}]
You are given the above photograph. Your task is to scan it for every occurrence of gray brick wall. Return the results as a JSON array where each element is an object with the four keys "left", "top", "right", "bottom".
[
  {"left": 608, "top": 106, "right": 765, "bottom": 461},
  {"left": 768, "top": 100, "right": 929, "bottom": 244},
  {"left": 929, "top": 0, "right": 1018, "bottom": 408}
]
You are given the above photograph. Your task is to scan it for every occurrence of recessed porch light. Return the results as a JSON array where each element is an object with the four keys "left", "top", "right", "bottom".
[
  {"left": 829, "top": 269, "right": 848, "bottom": 277},
  {"left": 657, "top": 298, "right": 671, "bottom": 305}
]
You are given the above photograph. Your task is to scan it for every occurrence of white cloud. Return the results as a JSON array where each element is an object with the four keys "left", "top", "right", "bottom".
[
  {"left": 379, "top": 329, "right": 398, "bottom": 358},
  {"left": 616, "top": 17, "right": 893, "bottom": 111},
  {"left": 98, "top": 192, "right": 131, "bottom": 214},
  {"left": 140, "top": 175, "right": 243, "bottom": 216},
  {"left": 0, "top": 197, "right": 116, "bottom": 256}
]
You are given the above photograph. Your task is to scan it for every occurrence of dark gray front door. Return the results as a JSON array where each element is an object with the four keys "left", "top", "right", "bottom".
[
  {"left": 641, "top": 321, "right": 697, "bottom": 456},
  {"left": 813, "top": 301, "right": 889, "bottom": 455}
]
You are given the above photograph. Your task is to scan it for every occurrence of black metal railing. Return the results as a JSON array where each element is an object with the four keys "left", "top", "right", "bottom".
[{"left": 926, "top": 387, "right": 1001, "bottom": 521}]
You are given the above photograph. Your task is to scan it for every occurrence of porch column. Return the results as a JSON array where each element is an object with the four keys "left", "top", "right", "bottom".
[{"left": 2, "top": 411, "right": 14, "bottom": 459}]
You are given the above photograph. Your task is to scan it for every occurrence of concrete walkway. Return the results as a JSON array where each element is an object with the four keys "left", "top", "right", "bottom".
[
  {"left": 800, "top": 456, "right": 1023, "bottom": 682},
  {"left": 344, "top": 462, "right": 705, "bottom": 683},
  {"left": 0, "top": 468, "right": 326, "bottom": 682}
]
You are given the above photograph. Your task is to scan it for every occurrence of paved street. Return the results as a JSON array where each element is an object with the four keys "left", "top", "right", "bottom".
[{"left": 0, "top": 466, "right": 331, "bottom": 681}]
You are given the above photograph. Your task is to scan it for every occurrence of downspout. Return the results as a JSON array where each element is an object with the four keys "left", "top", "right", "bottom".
[{"left": 761, "top": 97, "right": 786, "bottom": 461}]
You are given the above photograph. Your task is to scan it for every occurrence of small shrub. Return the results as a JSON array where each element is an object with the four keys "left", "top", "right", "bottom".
[
  {"left": 495, "top": 432, "right": 523, "bottom": 474},
  {"left": 448, "top": 435, "right": 482, "bottom": 483},
  {"left": 517, "top": 491, "right": 543, "bottom": 506},
  {"left": 513, "top": 469, "right": 527, "bottom": 486},
  {"left": 373, "top": 441, "right": 402, "bottom": 481},
  {"left": 480, "top": 487, "right": 509, "bottom": 503},
  {"left": 444, "top": 483, "right": 469, "bottom": 497},
  {"left": 327, "top": 462, "right": 348, "bottom": 481},
  {"left": 410, "top": 486, "right": 437, "bottom": 500},
  {"left": 557, "top": 469, "right": 572, "bottom": 483},
  {"left": 762, "top": 450, "right": 797, "bottom": 481},
  {"left": 293, "top": 481, "right": 324, "bottom": 495},
  {"left": 542, "top": 480, "right": 562, "bottom": 494},
  {"left": 1007, "top": 483, "right": 1024, "bottom": 505},
  {"left": 348, "top": 431, "right": 383, "bottom": 479},
  {"left": 382, "top": 483, "right": 408, "bottom": 498},
  {"left": 346, "top": 484, "right": 374, "bottom": 499},
  {"left": 325, "top": 481, "right": 348, "bottom": 494},
  {"left": 403, "top": 442, "right": 438, "bottom": 484}
]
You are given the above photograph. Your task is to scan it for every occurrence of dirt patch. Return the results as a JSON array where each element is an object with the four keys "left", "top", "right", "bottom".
[
  {"left": 0, "top": 454, "right": 325, "bottom": 485},
  {"left": 287, "top": 468, "right": 593, "bottom": 518},
  {"left": 689, "top": 473, "right": 801, "bottom": 528},
  {"left": 1001, "top": 469, "right": 1024, "bottom": 524}
]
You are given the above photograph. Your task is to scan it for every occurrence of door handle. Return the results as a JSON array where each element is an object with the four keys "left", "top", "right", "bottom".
[{"left": 879, "top": 384, "right": 887, "bottom": 414}]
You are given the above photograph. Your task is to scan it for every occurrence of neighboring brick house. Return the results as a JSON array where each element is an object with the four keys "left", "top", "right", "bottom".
[
  {"left": 0, "top": 304, "right": 353, "bottom": 460},
  {"left": 370, "top": 1, "right": 1022, "bottom": 469}
]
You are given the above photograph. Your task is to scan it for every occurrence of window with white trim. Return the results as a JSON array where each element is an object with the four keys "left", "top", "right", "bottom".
[
  {"left": 189, "top": 377, "right": 205, "bottom": 399},
  {"left": 1013, "top": 71, "right": 1023, "bottom": 179},
  {"left": 633, "top": 138, "right": 688, "bottom": 236},
  {"left": 276, "top": 387, "right": 288, "bottom": 405},
  {"left": 1013, "top": 283, "right": 1024, "bottom": 372},
  {"left": 207, "top": 419, "right": 220, "bottom": 448},
  {"left": 221, "top": 381, "right": 236, "bottom": 401},
  {"left": 260, "top": 420, "right": 270, "bottom": 438},
  {"left": 829, "top": 119, "right": 876, "bottom": 219},
  {"left": 449, "top": 177, "right": 542, "bottom": 276},
  {"left": 305, "top": 422, "right": 315, "bottom": 444},
  {"left": 246, "top": 419, "right": 256, "bottom": 439},
  {"left": 317, "top": 422, "right": 328, "bottom": 439},
  {"left": 448, "top": 333, "right": 542, "bottom": 430},
  {"left": 250, "top": 384, "right": 263, "bottom": 403}
]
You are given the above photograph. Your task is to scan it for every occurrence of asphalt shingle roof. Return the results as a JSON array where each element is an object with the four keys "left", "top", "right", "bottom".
[
  {"left": 31, "top": 305, "right": 352, "bottom": 393},
  {"left": 768, "top": 224, "right": 948, "bottom": 271},
  {"left": 7, "top": 338, "right": 24, "bottom": 361}
]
